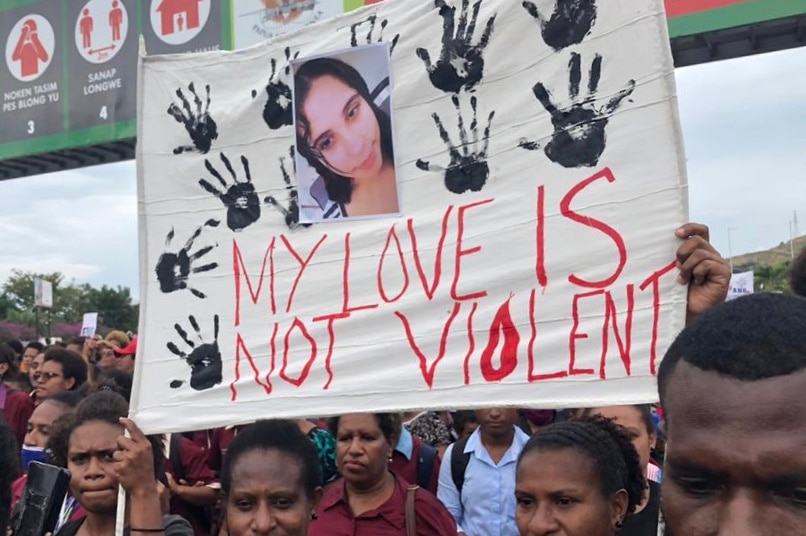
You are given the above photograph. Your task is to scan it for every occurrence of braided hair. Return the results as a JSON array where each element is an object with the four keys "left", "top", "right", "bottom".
[{"left": 518, "top": 416, "right": 646, "bottom": 515}]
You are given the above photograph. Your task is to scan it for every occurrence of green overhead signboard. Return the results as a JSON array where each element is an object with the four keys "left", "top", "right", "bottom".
[
  {"left": 0, "top": 0, "right": 380, "bottom": 163},
  {"left": 666, "top": 0, "right": 806, "bottom": 38},
  {"left": 0, "top": 0, "right": 232, "bottom": 162}
]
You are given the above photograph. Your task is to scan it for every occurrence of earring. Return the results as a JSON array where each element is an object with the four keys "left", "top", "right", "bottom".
[
  {"left": 615, "top": 519, "right": 624, "bottom": 530},
  {"left": 311, "top": 512, "right": 318, "bottom": 521}
]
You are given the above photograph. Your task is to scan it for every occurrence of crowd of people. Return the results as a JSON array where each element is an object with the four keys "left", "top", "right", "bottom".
[{"left": 0, "top": 229, "right": 804, "bottom": 536}]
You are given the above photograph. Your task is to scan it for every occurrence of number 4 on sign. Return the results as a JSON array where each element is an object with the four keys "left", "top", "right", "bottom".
[{"left": 99, "top": 106, "right": 108, "bottom": 119}]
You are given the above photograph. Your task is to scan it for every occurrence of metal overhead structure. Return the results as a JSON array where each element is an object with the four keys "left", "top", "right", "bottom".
[
  {"left": 667, "top": 0, "right": 806, "bottom": 66},
  {"left": 2, "top": 0, "right": 806, "bottom": 181}
]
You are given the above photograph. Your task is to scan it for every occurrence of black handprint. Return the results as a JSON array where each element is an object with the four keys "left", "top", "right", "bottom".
[
  {"left": 167, "top": 82, "right": 219, "bottom": 154},
  {"left": 350, "top": 14, "right": 399, "bottom": 53},
  {"left": 522, "top": 0, "right": 597, "bottom": 51},
  {"left": 155, "top": 219, "right": 220, "bottom": 299},
  {"left": 264, "top": 146, "right": 312, "bottom": 230},
  {"left": 167, "top": 314, "right": 222, "bottom": 391},
  {"left": 251, "top": 47, "right": 299, "bottom": 130},
  {"left": 416, "top": 0, "right": 496, "bottom": 94},
  {"left": 198, "top": 153, "right": 261, "bottom": 232},
  {"left": 416, "top": 95, "right": 495, "bottom": 194},
  {"left": 526, "top": 52, "right": 635, "bottom": 169}
]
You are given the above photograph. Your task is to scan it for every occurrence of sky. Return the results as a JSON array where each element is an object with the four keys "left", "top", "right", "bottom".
[{"left": 1, "top": 46, "right": 805, "bottom": 296}]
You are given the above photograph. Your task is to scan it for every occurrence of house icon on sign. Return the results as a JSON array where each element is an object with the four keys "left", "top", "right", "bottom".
[{"left": 156, "top": 0, "right": 203, "bottom": 35}]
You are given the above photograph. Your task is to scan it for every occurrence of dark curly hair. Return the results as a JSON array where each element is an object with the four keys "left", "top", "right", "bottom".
[
  {"left": 519, "top": 416, "right": 647, "bottom": 515},
  {"left": 327, "top": 413, "right": 399, "bottom": 445},
  {"left": 221, "top": 420, "right": 321, "bottom": 498},
  {"left": 43, "top": 347, "right": 88, "bottom": 390},
  {"left": 294, "top": 57, "right": 394, "bottom": 207},
  {"left": 25, "top": 341, "right": 44, "bottom": 354}
]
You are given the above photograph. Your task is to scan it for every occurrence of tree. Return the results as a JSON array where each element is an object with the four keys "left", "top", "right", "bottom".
[
  {"left": 88, "top": 285, "right": 138, "bottom": 332},
  {"left": 0, "top": 293, "right": 16, "bottom": 320},
  {"left": 754, "top": 261, "right": 791, "bottom": 293},
  {"left": 2, "top": 270, "right": 63, "bottom": 311},
  {"left": 54, "top": 284, "right": 93, "bottom": 324},
  {"left": 0, "top": 270, "right": 139, "bottom": 335}
]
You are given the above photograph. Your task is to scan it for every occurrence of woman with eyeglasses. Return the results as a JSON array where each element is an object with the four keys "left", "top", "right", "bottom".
[{"left": 34, "top": 347, "right": 88, "bottom": 404}]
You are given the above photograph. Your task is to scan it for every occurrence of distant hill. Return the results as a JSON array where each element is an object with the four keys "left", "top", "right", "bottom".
[{"left": 731, "top": 235, "right": 806, "bottom": 270}]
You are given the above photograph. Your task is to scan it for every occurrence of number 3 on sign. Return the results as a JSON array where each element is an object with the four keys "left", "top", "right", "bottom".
[
  {"left": 27, "top": 120, "right": 35, "bottom": 134},
  {"left": 100, "top": 106, "right": 108, "bottom": 120}
]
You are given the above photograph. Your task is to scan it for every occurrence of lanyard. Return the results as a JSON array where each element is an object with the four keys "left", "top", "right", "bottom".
[{"left": 56, "top": 496, "right": 77, "bottom": 532}]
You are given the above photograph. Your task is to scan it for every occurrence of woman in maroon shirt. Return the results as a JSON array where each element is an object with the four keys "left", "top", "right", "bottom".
[
  {"left": 221, "top": 420, "right": 323, "bottom": 536},
  {"left": 310, "top": 413, "right": 456, "bottom": 536}
]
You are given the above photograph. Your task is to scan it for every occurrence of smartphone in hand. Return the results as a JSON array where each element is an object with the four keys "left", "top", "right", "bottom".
[{"left": 12, "top": 462, "right": 70, "bottom": 536}]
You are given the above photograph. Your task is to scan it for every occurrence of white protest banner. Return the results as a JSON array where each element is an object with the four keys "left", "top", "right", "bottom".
[
  {"left": 132, "top": 0, "right": 689, "bottom": 433},
  {"left": 726, "top": 270, "right": 754, "bottom": 301},
  {"left": 81, "top": 312, "right": 99, "bottom": 338}
]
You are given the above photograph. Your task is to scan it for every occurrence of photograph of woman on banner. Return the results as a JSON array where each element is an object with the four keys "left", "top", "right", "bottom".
[{"left": 293, "top": 43, "right": 400, "bottom": 223}]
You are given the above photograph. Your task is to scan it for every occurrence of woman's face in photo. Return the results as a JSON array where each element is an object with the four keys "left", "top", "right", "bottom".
[{"left": 302, "top": 75, "right": 383, "bottom": 182}]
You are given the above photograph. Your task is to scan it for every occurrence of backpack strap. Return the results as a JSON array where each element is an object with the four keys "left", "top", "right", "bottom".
[
  {"left": 450, "top": 437, "right": 471, "bottom": 494},
  {"left": 416, "top": 442, "right": 438, "bottom": 490},
  {"left": 405, "top": 485, "right": 419, "bottom": 536}
]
